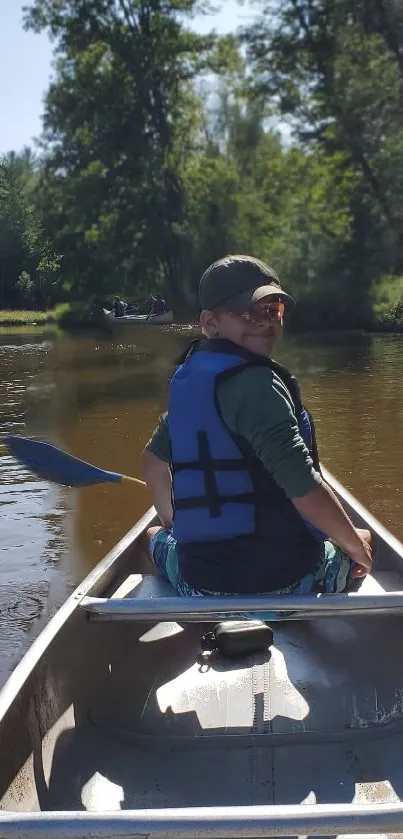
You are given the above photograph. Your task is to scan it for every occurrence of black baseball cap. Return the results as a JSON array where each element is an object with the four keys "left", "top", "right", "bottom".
[{"left": 199, "top": 254, "right": 295, "bottom": 312}]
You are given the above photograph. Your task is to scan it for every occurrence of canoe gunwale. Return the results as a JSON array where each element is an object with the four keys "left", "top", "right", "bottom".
[
  {"left": 0, "top": 507, "right": 156, "bottom": 722},
  {"left": 3, "top": 800, "right": 403, "bottom": 837}
]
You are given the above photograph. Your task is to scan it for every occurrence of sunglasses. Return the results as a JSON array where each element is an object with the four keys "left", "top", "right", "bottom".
[{"left": 240, "top": 301, "right": 285, "bottom": 322}]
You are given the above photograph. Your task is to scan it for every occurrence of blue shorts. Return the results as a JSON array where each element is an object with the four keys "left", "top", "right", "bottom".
[{"left": 149, "top": 529, "right": 358, "bottom": 621}]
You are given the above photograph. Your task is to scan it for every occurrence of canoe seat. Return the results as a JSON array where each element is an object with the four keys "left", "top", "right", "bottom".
[{"left": 110, "top": 572, "right": 177, "bottom": 600}]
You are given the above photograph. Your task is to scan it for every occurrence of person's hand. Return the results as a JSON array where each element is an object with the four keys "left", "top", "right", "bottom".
[{"left": 349, "top": 528, "right": 372, "bottom": 578}]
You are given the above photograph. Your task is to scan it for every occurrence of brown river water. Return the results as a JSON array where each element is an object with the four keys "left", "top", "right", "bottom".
[{"left": 0, "top": 325, "right": 402, "bottom": 687}]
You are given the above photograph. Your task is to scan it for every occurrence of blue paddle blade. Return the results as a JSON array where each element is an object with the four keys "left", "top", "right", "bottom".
[{"left": 6, "top": 435, "right": 123, "bottom": 487}]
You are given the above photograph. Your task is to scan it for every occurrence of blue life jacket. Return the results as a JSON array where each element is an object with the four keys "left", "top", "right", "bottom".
[{"left": 168, "top": 339, "right": 322, "bottom": 593}]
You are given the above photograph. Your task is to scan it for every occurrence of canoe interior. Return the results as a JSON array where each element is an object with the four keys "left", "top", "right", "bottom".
[{"left": 2, "top": 473, "right": 403, "bottom": 835}]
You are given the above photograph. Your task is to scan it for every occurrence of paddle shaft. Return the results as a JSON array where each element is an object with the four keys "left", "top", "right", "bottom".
[{"left": 121, "top": 475, "right": 147, "bottom": 487}]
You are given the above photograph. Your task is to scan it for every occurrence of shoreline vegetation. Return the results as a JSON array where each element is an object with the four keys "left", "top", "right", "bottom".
[
  {"left": 0, "top": 304, "right": 82, "bottom": 329},
  {"left": 1, "top": 304, "right": 403, "bottom": 334},
  {"left": 0, "top": 304, "right": 93, "bottom": 330},
  {"left": 0, "top": 308, "right": 61, "bottom": 327}
]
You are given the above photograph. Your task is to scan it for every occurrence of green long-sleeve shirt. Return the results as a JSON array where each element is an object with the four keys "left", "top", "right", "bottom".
[{"left": 146, "top": 363, "right": 321, "bottom": 499}]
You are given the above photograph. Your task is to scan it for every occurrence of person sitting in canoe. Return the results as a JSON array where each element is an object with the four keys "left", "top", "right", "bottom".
[
  {"left": 113, "top": 296, "right": 127, "bottom": 317},
  {"left": 141, "top": 255, "right": 372, "bottom": 607},
  {"left": 147, "top": 293, "right": 169, "bottom": 317}
]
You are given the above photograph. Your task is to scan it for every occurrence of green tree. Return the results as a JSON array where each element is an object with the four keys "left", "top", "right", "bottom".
[
  {"left": 243, "top": 0, "right": 403, "bottom": 320},
  {"left": 20, "top": 0, "right": 403, "bottom": 328},
  {"left": 181, "top": 87, "right": 354, "bottom": 321},
  {"left": 24, "top": 0, "right": 218, "bottom": 310},
  {"left": 0, "top": 157, "right": 61, "bottom": 309},
  {"left": 2, "top": 147, "right": 39, "bottom": 196}
]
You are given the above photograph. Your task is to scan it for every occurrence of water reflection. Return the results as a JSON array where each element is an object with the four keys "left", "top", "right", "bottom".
[{"left": 1, "top": 327, "right": 403, "bottom": 686}]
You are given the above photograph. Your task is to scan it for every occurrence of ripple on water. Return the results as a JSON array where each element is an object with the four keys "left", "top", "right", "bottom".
[
  {"left": 0, "top": 580, "right": 50, "bottom": 681},
  {"left": 0, "top": 582, "right": 49, "bottom": 627}
]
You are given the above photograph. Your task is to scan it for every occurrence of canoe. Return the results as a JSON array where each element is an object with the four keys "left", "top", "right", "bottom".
[
  {"left": 102, "top": 308, "right": 174, "bottom": 331},
  {"left": 2, "top": 467, "right": 403, "bottom": 837}
]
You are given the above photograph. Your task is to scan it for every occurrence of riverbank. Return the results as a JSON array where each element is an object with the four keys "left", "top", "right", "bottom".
[
  {"left": 1, "top": 305, "right": 403, "bottom": 333},
  {"left": 0, "top": 309, "right": 59, "bottom": 327},
  {"left": 0, "top": 303, "right": 95, "bottom": 330}
]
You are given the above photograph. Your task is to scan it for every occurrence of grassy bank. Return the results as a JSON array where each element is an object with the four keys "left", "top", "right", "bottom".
[
  {"left": 0, "top": 303, "right": 95, "bottom": 330},
  {"left": 0, "top": 309, "right": 59, "bottom": 326}
]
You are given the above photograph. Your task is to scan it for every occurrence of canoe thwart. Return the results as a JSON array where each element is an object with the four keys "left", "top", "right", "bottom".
[{"left": 80, "top": 577, "right": 403, "bottom": 621}]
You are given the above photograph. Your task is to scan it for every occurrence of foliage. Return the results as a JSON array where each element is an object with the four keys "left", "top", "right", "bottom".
[
  {"left": 243, "top": 0, "right": 403, "bottom": 326},
  {"left": 22, "top": 0, "right": 218, "bottom": 312},
  {"left": 0, "top": 153, "right": 61, "bottom": 309},
  {"left": 56, "top": 301, "right": 96, "bottom": 329},
  {"left": 0, "top": 0, "right": 402, "bottom": 328},
  {"left": 378, "top": 300, "right": 403, "bottom": 333}
]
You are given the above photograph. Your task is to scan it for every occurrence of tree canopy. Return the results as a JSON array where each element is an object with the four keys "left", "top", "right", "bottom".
[{"left": 2, "top": 0, "right": 403, "bottom": 327}]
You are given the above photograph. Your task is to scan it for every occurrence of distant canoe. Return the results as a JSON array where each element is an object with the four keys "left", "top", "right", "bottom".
[{"left": 102, "top": 308, "right": 174, "bottom": 330}]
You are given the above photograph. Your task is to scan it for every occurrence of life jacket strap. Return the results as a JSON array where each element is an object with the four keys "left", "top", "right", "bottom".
[
  {"left": 174, "top": 459, "right": 252, "bottom": 471},
  {"left": 173, "top": 430, "right": 257, "bottom": 518},
  {"left": 174, "top": 491, "right": 257, "bottom": 513}
]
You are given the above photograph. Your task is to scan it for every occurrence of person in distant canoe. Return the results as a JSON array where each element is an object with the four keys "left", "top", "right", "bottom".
[
  {"left": 141, "top": 255, "right": 372, "bottom": 614},
  {"left": 113, "top": 296, "right": 127, "bottom": 317},
  {"left": 147, "top": 293, "right": 169, "bottom": 317}
]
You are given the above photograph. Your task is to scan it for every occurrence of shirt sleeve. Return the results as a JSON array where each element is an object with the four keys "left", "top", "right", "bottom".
[
  {"left": 217, "top": 366, "right": 322, "bottom": 498},
  {"left": 145, "top": 412, "right": 171, "bottom": 463}
]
